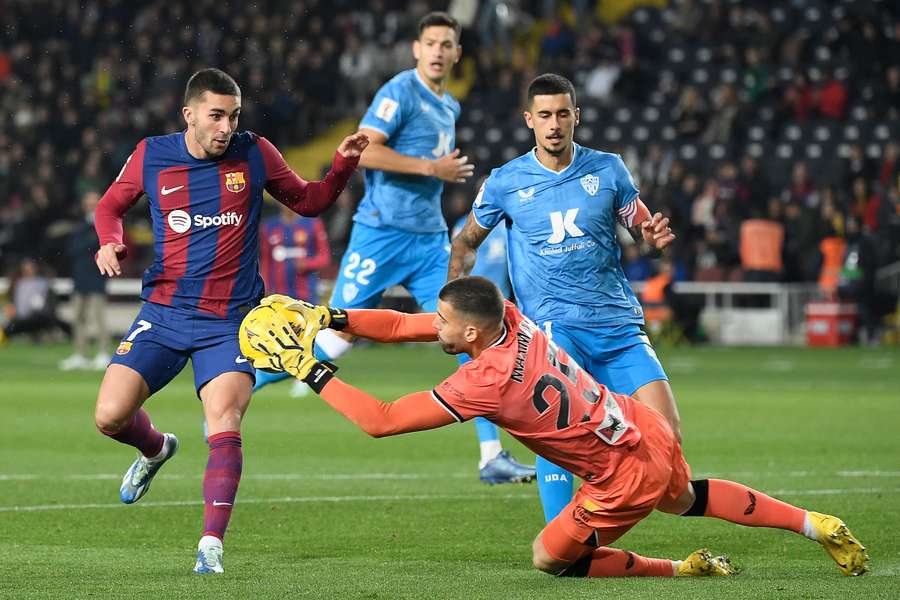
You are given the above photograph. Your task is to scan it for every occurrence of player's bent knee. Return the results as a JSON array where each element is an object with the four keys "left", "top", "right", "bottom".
[
  {"left": 531, "top": 534, "right": 564, "bottom": 574},
  {"left": 94, "top": 403, "right": 134, "bottom": 434}
]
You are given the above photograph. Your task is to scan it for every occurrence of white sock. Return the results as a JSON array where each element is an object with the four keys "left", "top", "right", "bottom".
[
  {"left": 198, "top": 535, "right": 222, "bottom": 549},
  {"left": 478, "top": 440, "right": 502, "bottom": 469},
  {"left": 801, "top": 512, "right": 818, "bottom": 541},
  {"left": 671, "top": 560, "right": 681, "bottom": 576},
  {"left": 315, "top": 329, "right": 353, "bottom": 360}
]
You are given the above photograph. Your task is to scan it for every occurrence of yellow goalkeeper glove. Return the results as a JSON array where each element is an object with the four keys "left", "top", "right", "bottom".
[
  {"left": 239, "top": 304, "right": 338, "bottom": 388},
  {"left": 259, "top": 294, "right": 349, "bottom": 331}
]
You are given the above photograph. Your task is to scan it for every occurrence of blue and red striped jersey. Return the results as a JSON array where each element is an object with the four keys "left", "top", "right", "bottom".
[
  {"left": 259, "top": 216, "right": 331, "bottom": 303},
  {"left": 96, "top": 131, "right": 357, "bottom": 319}
]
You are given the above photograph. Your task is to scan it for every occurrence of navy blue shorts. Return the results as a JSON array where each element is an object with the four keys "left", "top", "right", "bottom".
[{"left": 110, "top": 302, "right": 254, "bottom": 396}]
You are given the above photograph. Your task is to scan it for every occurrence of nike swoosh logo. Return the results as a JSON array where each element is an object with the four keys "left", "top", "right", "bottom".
[
  {"left": 235, "top": 356, "right": 248, "bottom": 364},
  {"left": 212, "top": 500, "right": 232, "bottom": 506},
  {"left": 161, "top": 185, "right": 184, "bottom": 196}
]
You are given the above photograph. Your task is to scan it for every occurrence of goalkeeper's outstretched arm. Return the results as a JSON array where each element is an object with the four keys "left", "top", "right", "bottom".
[
  {"left": 343, "top": 310, "right": 438, "bottom": 343},
  {"left": 304, "top": 364, "right": 454, "bottom": 437}
]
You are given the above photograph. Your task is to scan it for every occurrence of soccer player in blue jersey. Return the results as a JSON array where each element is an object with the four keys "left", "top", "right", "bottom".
[
  {"left": 263, "top": 12, "right": 527, "bottom": 481},
  {"left": 92, "top": 68, "right": 368, "bottom": 573},
  {"left": 448, "top": 73, "right": 679, "bottom": 522}
]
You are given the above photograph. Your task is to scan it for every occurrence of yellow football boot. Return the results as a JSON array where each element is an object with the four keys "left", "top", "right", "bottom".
[
  {"left": 807, "top": 512, "right": 869, "bottom": 576},
  {"left": 677, "top": 549, "right": 737, "bottom": 576}
]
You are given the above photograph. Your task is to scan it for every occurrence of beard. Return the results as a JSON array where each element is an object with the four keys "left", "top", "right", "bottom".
[{"left": 438, "top": 340, "right": 461, "bottom": 355}]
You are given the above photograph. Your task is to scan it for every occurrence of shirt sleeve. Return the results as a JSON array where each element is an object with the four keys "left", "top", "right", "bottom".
[
  {"left": 611, "top": 154, "right": 644, "bottom": 226},
  {"left": 431, "top": 362, "right": 500, "bottom": 422},
  {"left": 257, "top": 136, "right": 358, "bottom": 216},
  {"left": 95, "top": 139, "right": 146, "bottom": 249},
  {"left": 359, "top": 80, "right": 405, "bottom": 140},
  {"left": 471, "top": 172, "right": 505, "bottom": 230}
]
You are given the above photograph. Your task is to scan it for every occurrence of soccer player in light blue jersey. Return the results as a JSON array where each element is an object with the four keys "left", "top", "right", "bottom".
[
  {"left": 266, "top": 12, "right": 526, "bottom": 481},
  {"left": 449, "top": 74, "right": 680, "bottom": 521}
]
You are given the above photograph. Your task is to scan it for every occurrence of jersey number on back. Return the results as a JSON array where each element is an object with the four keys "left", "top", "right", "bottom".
[{"left": 531, "top": 338, "right": 601, "bottom": 430}]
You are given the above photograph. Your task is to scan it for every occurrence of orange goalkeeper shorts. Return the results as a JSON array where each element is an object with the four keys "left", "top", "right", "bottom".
[{"left": 540, "top": 403, "right": 692, "bottom": 562}]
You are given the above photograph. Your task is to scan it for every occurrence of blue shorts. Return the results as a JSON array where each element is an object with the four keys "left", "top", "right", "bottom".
[
  {"left": 330, "top": 222, "right": 449, "bottom": 312},
  {"left": 110, "top": 302, "right": 254, "bottom": 396},
  {"left": 541, "top": 320, "right": 667, "bottom": 396}
]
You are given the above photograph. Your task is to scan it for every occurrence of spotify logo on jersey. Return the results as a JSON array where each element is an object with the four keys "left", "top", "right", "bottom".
[
  {"left": 167, "top": 210, "right": 192, "bottom": 233},
  {"left": 166, "top": 209, "right": 244, "bottom": 233}
]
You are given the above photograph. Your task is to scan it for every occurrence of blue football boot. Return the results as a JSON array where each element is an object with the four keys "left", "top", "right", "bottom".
[
  {"left": 119, "top": 433, "right": 179, "bottom": 504},
  {"left": 479, "top": 451, "right": 536, "bottom": 484}
]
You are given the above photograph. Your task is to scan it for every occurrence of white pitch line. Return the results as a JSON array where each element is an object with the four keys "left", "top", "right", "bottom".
[
  {"left": 0, "top": 492, "right": 534, "bottom": 513},
  {"left": 5, "top": 470, "right": 900, "bottom": 483},
  {"left": 1, "top": 487, "right": 897, "bottom": 514},
  {"left": 0, "top": 472, "right": 472, "bottom": 482}
]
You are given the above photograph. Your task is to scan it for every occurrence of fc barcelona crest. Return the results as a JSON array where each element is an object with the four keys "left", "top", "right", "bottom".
[
  {"left": 580, "top": 174, "right": 599, "bottom": 196},
  {"left": 225, "top": 171, "right": 246, "bottom": 193}
]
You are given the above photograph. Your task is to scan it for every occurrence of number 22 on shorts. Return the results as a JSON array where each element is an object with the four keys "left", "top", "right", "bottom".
[{"left": 343, "top": 252, "right": 377, "bottom": 285}]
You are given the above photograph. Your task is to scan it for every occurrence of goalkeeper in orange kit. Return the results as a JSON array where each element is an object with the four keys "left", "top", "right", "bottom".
[{"left": 240, "top": 277, "right": 868, "bottom": 578}]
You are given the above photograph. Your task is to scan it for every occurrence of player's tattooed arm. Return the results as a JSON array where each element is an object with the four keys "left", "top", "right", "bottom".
[{"left": 448, "top": 211, "right": 490, "bottom": 280}]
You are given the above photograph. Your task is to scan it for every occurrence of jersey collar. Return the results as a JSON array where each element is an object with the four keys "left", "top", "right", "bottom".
[
  {"left": 413, "top": 68, "right": 447, "bottom": 103},
  {"left": 487, "top": 324, "right": 509, "bottom": 348},
  {"left": 530, "top": 143, "right": 579, "bottom": 176}
]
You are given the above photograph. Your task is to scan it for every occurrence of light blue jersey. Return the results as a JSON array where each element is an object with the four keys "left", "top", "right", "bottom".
[
  {"left": 453, "top": 216, "right": 511, "bottom": 299},
  {"left": 472, "top": 143, "right": 644, "bottom": 328},
  {"left": 356, "top": 69, "right": 461, "bottom": 233}
]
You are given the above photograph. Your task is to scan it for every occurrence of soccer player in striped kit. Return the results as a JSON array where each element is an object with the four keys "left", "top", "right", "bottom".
[
  {"left": 255, "top": 204, "right": 332, "bottom": 396},
  {"left": 92, "top": 68, "right": 368, "bottom": 573}
]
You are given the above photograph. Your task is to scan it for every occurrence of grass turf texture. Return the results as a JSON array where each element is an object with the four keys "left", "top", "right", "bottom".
[{"left": 1, "top": 342, "right": 898, "bottom": 599}]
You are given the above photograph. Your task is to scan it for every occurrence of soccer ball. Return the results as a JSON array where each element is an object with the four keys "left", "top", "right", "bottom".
[{"left": 238, "top": 302, "right": 305, "bottom": 372}]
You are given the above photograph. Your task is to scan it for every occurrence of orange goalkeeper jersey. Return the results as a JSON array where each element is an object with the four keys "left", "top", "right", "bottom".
[{"left": 432, "top": 301, "right": 644, "bottom": 485}]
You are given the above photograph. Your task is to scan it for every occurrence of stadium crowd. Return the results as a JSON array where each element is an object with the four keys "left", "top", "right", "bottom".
[{"left": 1, "top": 1, "right": 898, "bottom": 325}]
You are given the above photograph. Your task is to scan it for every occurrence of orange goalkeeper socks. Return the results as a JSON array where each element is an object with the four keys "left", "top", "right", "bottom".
[{"left": 703, "top": 478, "right": 805, "bottom": 532}]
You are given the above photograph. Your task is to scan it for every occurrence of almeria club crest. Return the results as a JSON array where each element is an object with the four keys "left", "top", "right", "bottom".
[
  {"left": 225, "top": 171, "right": 246, "bottom": 193},
  {"left": 580, "top": 173, "right": 599, "bottom": 196}
]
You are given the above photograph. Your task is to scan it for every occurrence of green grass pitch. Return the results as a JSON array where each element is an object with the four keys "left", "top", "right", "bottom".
[{"left": 1, "top": 342, "right": 898, "bottom": 599}]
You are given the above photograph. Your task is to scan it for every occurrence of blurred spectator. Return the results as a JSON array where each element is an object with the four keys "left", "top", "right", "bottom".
[
  {"left": 841, "top": 145, "right": 875, "bottom": 191},
  {"left": 742, "top": 46, "right": 770, "bottom": 103},
  {"left": 672, "top": 86, "right": 707, "bottom": 140},
  {"left": 874, "top": 65, "right": 900, "bottom": 120},
  {"left": 815, "top": 70, "right": 848, "bottom": 120},
  {"left": 740, "top": 214, "right": 784, "bottom": 282},
  {"left": 59, "top": 191, "right": 110, "bottom": 371},
  {"left": 703, "top": 83, "right": 740, "bottom": 145},
  {"left": 2, "top": 258, "right": 71, "bottom": 343},
  {"left": 838, "top": 217, "right": 893, "bottom": 344},
  {"left": 738, "top": 155, "right": 770, "bottom": 217}
]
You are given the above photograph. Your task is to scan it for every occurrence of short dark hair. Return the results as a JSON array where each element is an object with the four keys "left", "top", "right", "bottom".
[
  {"left": 184, "top": 68, "right": 241, "bottom": 105},
  {"left": 527, "top": 73, "right": 576, "bottom": 107},
  {"left": 438, "top": 277, "right": 504, "bottom": 326},
  {"left": 418, "top": 11, "right": 461, "bottom": 41}
]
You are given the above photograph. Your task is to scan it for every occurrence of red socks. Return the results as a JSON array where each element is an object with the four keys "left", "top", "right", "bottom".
[
  {"left": 202, "top": 431, "right": 243, "bottom": 540},
  {"left": 101, "top": 409, "right": 164, "bottom": 458}
]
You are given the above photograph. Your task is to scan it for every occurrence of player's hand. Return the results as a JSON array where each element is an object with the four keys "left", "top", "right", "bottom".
[
  {"left": 429, "top": 149, "right": 475, "bottom": 183},
  {"left": 240, "top": 304, "right": 317, "bottom": 377},
  {"left": 337, "top": 132, "right": 370, "bottom": 158},
  {"left": 260, "top": 294, "right": 349, "bottom": 331},
  {"left": 96, "top": 243, "right": 127, "bottom": 277},
  {"left": 641, "top": 212, "right": 676, "bottom": 250}
]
